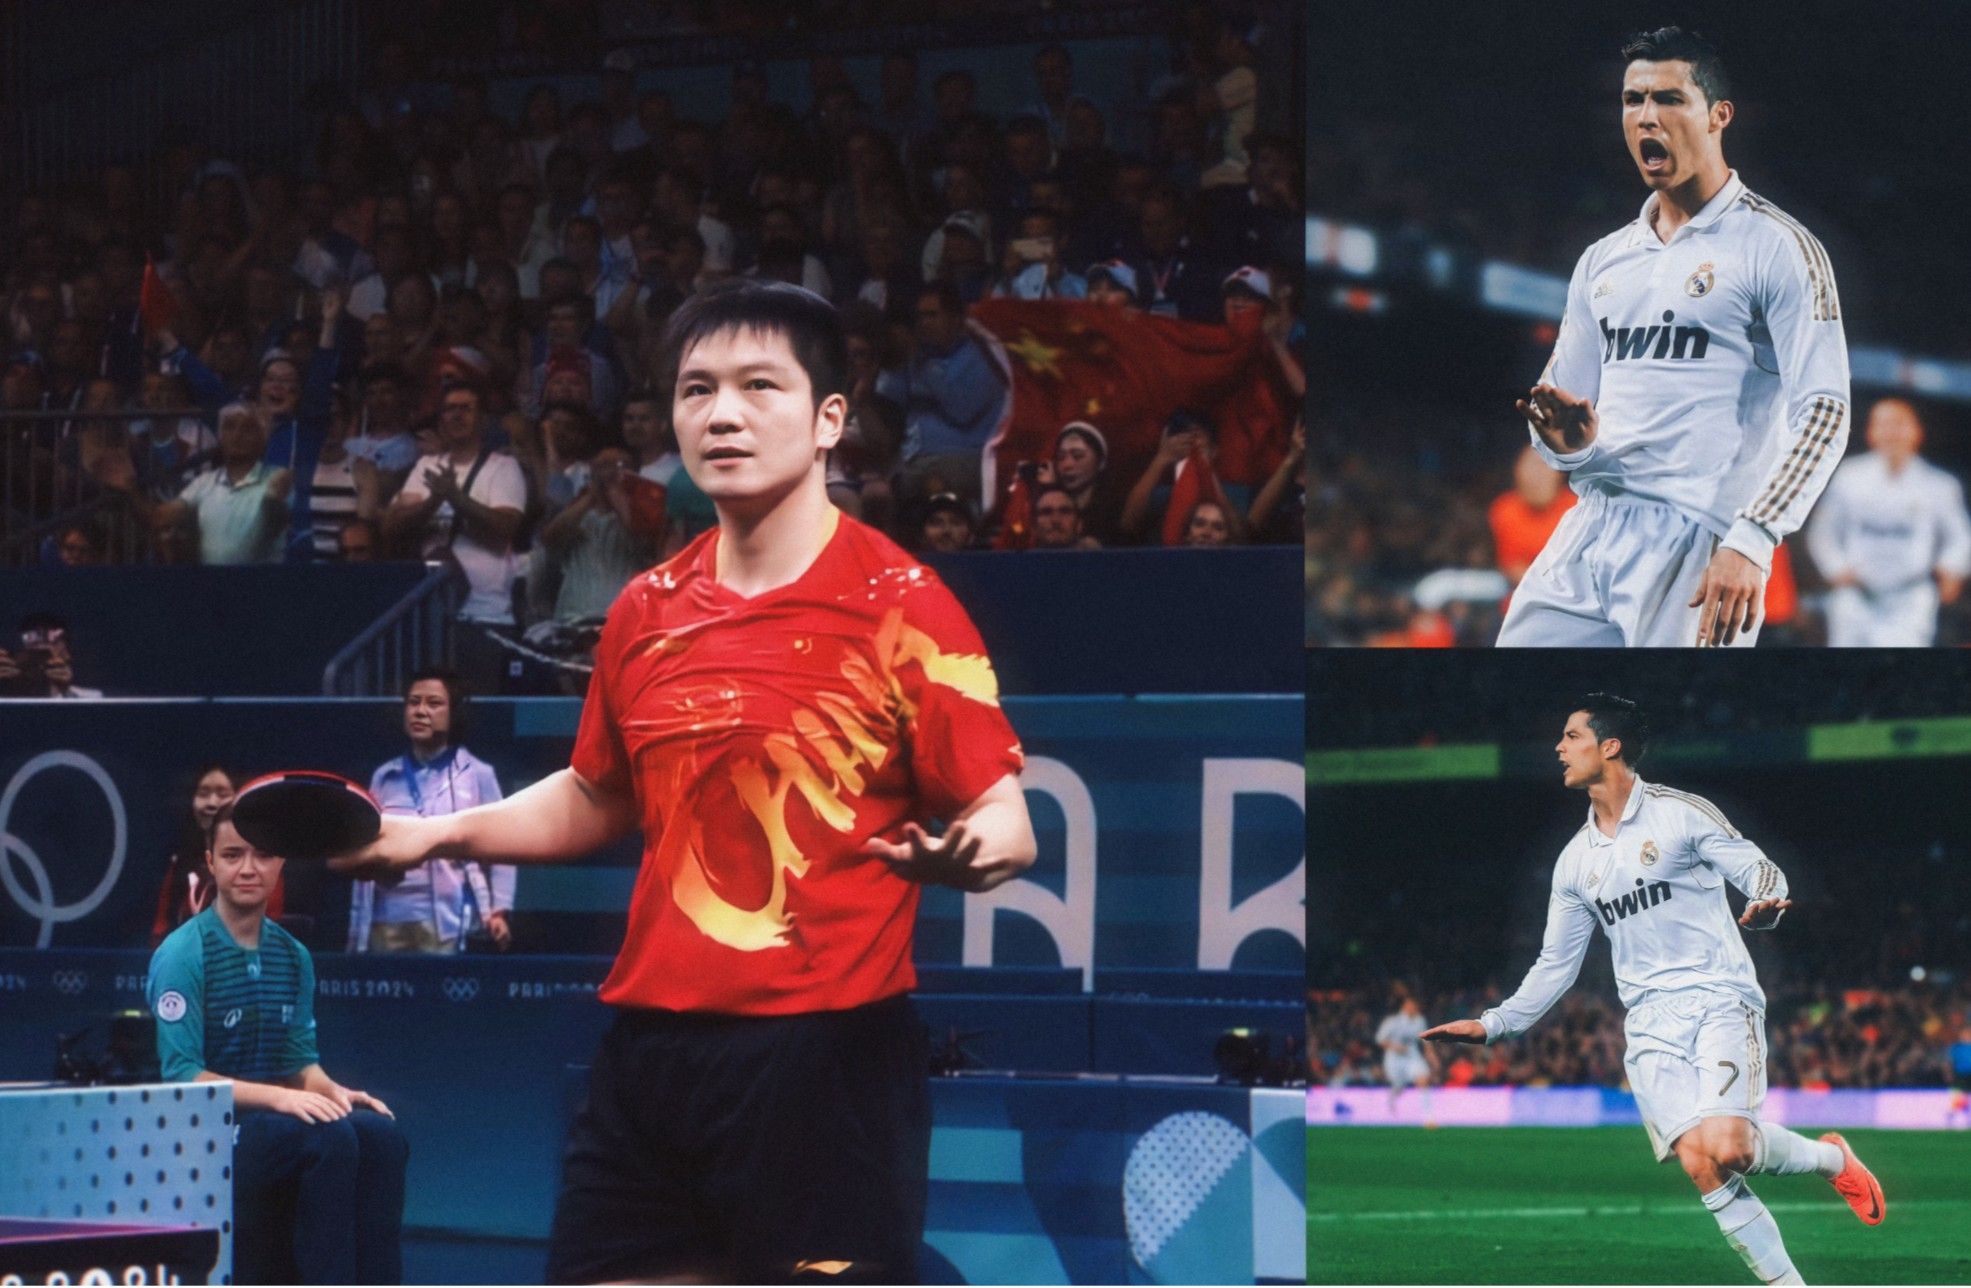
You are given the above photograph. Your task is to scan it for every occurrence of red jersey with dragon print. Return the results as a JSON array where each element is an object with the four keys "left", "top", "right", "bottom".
[{"left": 571, "top": 514, "right": 1025, "bottom": 1014}]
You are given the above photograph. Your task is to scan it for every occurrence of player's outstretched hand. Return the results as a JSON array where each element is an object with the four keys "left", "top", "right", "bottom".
[
  {"left": 861, "top": 821, "right": 1025, "bottom": 893},
  {"left": 1739, "top": 897, "right": 1793, "bottom": 930},
  {"left": 326, "top": 811, "right": 440, "bottom": 885},
  {"left": 1419, "top": 1019, "right": 1488, "bottom": 1044},
  {"left": 1690, "top": 548, "right": 1765, "bottom": 647},
  {"left": 1516, "top": 383, "right": 1599, "bottom": 455}
]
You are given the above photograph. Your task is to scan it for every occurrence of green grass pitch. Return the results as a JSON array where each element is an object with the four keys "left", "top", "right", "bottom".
[{"left": 1308, "top": 1127, "right": 1971, "bottom": 1284}]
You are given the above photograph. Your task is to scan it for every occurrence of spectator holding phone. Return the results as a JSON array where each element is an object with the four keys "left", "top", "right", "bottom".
[{"left": 0, "top": 613, "right": 103, "bottom": 699}]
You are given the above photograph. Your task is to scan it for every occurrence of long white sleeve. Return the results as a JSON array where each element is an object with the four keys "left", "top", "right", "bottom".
[
  {"left": 1727, "top": 212, "right": 1851, "bottom": 568},
  {"left": 1936, "top": 476, "right": 1971, "bottom": 578},
  {"left": 1527, "top": 249, "right": 1604, "bottom": 473},
  {"left": 1691, "top": 817, "right": 1787, "bottom": 908},
  {"left": 1480, "top": 875, "right": 1598, "bottom": 1042}
]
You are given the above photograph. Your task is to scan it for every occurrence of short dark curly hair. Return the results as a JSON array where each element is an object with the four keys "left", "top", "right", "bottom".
[
  {"left": 1621, "top": 26, "right": 1730, "bottom": 107},
  {"left": 1576, "top": 693, "right": 1650, "bottom": 767}
]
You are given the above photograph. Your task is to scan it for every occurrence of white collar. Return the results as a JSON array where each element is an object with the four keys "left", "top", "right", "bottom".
[
  {"left": 1584, "top": 776, "right": 1647, "bottom": 846},
  {"left": 1635, "top": 170, "right": 1744, "bottom": 246}
]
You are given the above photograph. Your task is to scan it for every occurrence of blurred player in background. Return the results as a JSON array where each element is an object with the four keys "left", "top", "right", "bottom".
[
  {"left": 1376, "top": 994, "right": 1434, "bottom": 1115},
  {"left": 1806, "top": 398, "right": 1971, "bottom": 647},
  {"left": 1422, "top": 694, "right": 1883, "bottom": 1285},
  {"left": 1499, "top": 28, "right": 1850, "bottom": 649}
]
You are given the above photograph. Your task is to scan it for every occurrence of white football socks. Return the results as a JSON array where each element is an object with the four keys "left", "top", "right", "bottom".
[
  {"left": 1751, "top": 1121, "right": 1845, "bottom": 1178},
  {"left": 1702, "top": 1175, "right": 1801, "bottom": 1285}
]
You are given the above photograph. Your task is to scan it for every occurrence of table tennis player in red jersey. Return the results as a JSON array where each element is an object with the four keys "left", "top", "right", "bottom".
[{"left": 332, "top": 279, "right": 1035, "bottom": 1284}]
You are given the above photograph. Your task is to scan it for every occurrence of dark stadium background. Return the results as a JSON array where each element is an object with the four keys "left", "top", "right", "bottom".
[
  {"left": 1306, "top": 1, "right": 1971, "bottom": 645},
  {"left": 1308, "top": 649, "right": 1971, "bottom": 1089}
]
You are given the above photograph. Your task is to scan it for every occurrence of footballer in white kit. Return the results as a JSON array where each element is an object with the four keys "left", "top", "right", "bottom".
[
  {"left": 1423, "top": 692, "right": 1884, "bottom": 1286},
  {"left": 1498, "top": 27, "right": 1851, "bottom": 649},
  {"left": 1376, "top": 997, "right": 1432, "bottom": 1098},
  {"left": 1806, "top": 398, "right": 1971, "bottom": 647}
]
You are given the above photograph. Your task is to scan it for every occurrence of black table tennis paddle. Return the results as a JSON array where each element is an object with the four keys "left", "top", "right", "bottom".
[{"left": 231, "top": 771, "right": 382, "bottom": 860}]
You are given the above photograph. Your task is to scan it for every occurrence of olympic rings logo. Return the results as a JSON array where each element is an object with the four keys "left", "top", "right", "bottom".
[
  {"left": 441, "top": 976, "right": 481, "bottom": 1003},
  {"left": 52, "top": 969, "right": 89, "bottom": 995},
  {"left": 0, "top": 751, "right": 129, "bottom": 949}
]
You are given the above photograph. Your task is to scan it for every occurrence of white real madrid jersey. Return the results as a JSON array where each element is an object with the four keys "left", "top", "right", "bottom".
[
  {"left": 1805, "top": 452, "right": 1971, "bottom": 594},
  {"left": 1480, "top": 777, "right": 1786, "bottom": 1042},
  {"left": 1376, "top": 1010, "right": 1428, "bottom": 1060},
  {"left": 1530, "top": 171, "right": 1851, "bottom": 571}
]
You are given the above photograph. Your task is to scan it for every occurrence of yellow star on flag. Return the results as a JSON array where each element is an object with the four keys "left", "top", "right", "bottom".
[{"left": 1006, "top": 329, "right": 1064, "bottom": 379}]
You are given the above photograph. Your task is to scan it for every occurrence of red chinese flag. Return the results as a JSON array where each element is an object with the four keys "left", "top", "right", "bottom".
[
  {"left": 139, "top": 254, "right": 178, "bottom": 335},
  {"left": 994, "top": 472, "right": 1034, "bottom": 550},
  {"left": 1161, "top": 443, "right": 1223, "bottom": 546},
  {"left": 969, "top": 300, "right": 1291, "bottom": 501},
  {"left": 622, "top": 473, "right": 669, "bottom": 541}
]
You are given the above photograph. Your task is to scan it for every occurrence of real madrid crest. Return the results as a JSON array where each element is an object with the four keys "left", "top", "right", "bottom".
[
  {"left": 1640, "top": 839, "right": 1660, "bottom": 866},
  {"left": 1684, "top": 263, "right": 1715, "bottom": 298}
]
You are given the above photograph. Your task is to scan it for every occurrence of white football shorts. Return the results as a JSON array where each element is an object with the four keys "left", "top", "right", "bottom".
[
  {"left": 1624, "top": 988, "right": 1768, "bottom": 1162},
  {"left": 1384, "top": 1053, "right": 1430, "bottom": 1087},
  {"left": 1824, "top": 580, "right": 1939, "bottom": 648},
  {"left": 1497, "top": 488, "right": 1764, "bottom": 649}
]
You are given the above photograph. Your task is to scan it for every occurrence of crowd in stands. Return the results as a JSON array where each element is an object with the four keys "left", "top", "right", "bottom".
[
  {"left": 3, "top": 5, "right": 1307, "bottom": 662},
  {"left": 1310, "top": 979, "right": 1971, "bottom": 1091}
]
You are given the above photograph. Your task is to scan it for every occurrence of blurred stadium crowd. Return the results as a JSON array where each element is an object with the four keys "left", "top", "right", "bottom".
[
  {"left": 3, "top": 0, "right": 1306, "bottom": 688},
  {"left": 1312, "top": 979, "right": 1970, "bottom": 1091},
  {"left": 1312, "top": 832, "right": 1971, "bottom": 1090}
]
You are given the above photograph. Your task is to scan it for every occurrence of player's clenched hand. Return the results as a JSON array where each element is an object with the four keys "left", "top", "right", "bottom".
[
  {"left": 326, "top": 812, "right": 441, "bottom": 885},
  {"left": 862, "top": 821, "right": 1027, "bottom": 893},
  {"left": 1516, "top": 383, "right": 1599, "bottom": 455},
  {"left": 1419, "top": 1019, "right": 1487, "bottom": 1044},
  {"left": 275, "top": 1089, "right": 349, "bottom": 1124},
  {"left": 1739, "top": 897, "right": 1793, "bottom": 930},
  {"left": 1690, "top": 548, "right": 1764, "bottom": 647}
]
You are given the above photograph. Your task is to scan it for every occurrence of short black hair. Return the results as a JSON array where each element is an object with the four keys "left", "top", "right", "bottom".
[
  {"left": 1576, "top": 693, "right": 1649, "bottom": 766},
  {"left": 406, "top": 666, "right": 470, "bottom": 743},
  {"left": 657, "top": 279, "right": 847, "bottom": 408},
  {"left": 1620, "top": 26, "right": 1730, "bottom": 106}
]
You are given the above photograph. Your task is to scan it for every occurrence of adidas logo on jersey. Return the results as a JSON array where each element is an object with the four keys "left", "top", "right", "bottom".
[
  {"left": 1599, "top": 311, "right": 1710, "bottom": 363},
  {"left": 1595, "top": 876, "right": 1673, "bottom": 927}
]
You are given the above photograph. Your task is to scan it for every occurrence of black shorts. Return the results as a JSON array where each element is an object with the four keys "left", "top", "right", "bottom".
[{"left": 545, "top": 995, "right": 931, "bottom": 1285}]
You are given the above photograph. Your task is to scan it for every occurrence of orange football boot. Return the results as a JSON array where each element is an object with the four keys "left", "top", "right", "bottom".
[{"left": 1820, "top": 1132, "right": 1885, "bottom": 1225}]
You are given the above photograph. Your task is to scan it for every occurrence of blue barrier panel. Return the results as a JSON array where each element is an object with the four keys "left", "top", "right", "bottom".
[
  {"left": 0, "top": 548, "right": 1297, "bottom": 698},
  {"left": 0, "top": 949, "right": 1305, "bottom": 1284},
  {"left": 0, "top": 564, "right": 429, "bottom": 697},
  {"left": 0, "top": 695, "right": 1303, "bottom": 978},
  {"left": 923, "top": 548, "right": 1302, "bottom": 695}
]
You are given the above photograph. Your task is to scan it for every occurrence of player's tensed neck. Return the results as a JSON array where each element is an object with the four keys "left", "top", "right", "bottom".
[
  {"left": 713, "top": 488, "right": 841, "bottom": 599},
  {"left": 1649, "top": 164, "right": 1732, "bottom": 241},
  {"left": 1587, "top": 762, "right": 1639, "bottom": 834}
]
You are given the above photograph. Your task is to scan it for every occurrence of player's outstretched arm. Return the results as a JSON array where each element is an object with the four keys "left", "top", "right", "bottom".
[
  {"left": 1691, "top": 815, "right": 1793, "bottom": 929},
  {"left": 329, "top": 767, "right": 638, "bottom": 877},
  {"left": 1419, "top": 1019, "right": 1487, "bottom": 1044},
  {"left": 1738, "top": 898, "right": 1794, "bottom": 929},
  {"left": 861, "top": 772, "right": 1035, "bottom": 893}
]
